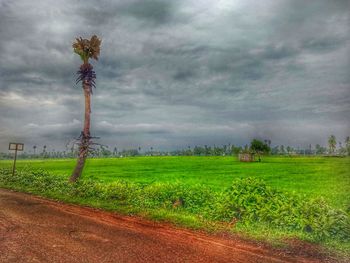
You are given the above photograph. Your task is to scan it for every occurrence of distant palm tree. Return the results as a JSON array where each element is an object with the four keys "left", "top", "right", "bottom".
[
  {"left": 70, "top": 35, "right": 101, "bottom": 182},
  {"left": 33, "top": 145, "right": 37, "bottom": 155},
  {"left": 113, "top": 147, "right": 118, "bottom": 156},
  {"left": 345, "top": 136, "right": 350, "bottom": 156},
  {"left": 42, "top": 145, "right": 47, "bottom": 158},
  {"left": 328, "top": 135, "right": 336, "bottom": 154}
]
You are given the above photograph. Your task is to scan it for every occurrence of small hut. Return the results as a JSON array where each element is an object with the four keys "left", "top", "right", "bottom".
[{"left": 238, "top": 153, "right": 254, "bottom": 162}]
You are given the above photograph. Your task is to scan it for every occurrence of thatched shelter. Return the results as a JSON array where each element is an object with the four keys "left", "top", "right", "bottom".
[{"left": 238, "top": 153, "right": 254, "bottom": 162}]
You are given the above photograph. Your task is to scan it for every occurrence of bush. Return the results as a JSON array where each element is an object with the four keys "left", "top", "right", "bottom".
[{"left": 214, "top": 178, "right": 350, "bottom": 241}]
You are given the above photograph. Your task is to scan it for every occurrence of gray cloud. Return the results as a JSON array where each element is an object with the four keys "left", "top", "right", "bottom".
[
  {"left": 120, "top": 0, "right": 177, "bottom": 25},
  {"left": 0, "top": 0, "right": 349, "bottom": 152}
]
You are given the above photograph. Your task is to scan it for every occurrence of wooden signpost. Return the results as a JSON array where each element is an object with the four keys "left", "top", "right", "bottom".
[{"left": 9, "top": 143, "right": 24, "bottom": 176}]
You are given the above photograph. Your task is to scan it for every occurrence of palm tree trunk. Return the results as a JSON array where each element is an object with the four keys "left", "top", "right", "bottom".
[{"left": 70, "top": 80, "right": 91, "bottom": 182}]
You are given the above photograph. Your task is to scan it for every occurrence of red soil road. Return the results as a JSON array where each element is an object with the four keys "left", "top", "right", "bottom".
[{"left": 0, "top": 188, "right": 340, "bottom": 263}]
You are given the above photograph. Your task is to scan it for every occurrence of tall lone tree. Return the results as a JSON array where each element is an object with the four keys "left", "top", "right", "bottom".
[{"left": 70, "top": 35, "right": 101, "bottom": 182}]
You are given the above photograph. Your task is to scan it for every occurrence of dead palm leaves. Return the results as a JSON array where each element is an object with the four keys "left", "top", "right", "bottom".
[{"left": 73, "top": 35, "right": 101, "bottom": 63}]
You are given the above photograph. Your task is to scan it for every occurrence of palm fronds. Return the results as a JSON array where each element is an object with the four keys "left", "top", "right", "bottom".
[
  {"left": 76, "top": 63, "right": 96, "bottom": 93},
  {"left": 73, "top": 35, "right": 101, "bottom": 93},
  {"left": 72, "top": 35, "right": 101, "bottom": 63}
]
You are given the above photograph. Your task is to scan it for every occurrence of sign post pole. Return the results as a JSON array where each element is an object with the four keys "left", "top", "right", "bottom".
[
  {"left": 9, "top": 143, "right": 24, "bottom": 176},
  {"left": 12, "top": 147, "right": 18, "bottom": 176}
]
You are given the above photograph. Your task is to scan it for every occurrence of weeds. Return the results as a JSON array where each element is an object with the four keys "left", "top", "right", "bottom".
[{"left": 0, "top": 168, "right": 349, "bottom": 245}]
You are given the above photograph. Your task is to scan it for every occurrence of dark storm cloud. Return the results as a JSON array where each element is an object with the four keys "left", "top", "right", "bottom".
[
  {"left": 173, "top": 69, "right": 196, "bottom": 81},
  {"left": 262, "top": 45, "right": 299, "bottom": 60},
  {"left": 302, "top": 37, "right": 348, "bottom": 53},
  {"left": 120, "top": 0, "right": 177, "bottom": 25},
  {"left": 0, "top": 0, "right": 349, "bottom": 151}
]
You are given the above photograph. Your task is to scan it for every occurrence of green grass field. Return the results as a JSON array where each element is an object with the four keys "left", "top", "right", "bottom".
[{"left": 1, "top": 156, "right": 349, "bottom": 210}]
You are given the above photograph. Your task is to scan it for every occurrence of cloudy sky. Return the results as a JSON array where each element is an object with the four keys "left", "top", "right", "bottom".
[{"left": 0, "top": 0, "right": 349, "bottom": 152}]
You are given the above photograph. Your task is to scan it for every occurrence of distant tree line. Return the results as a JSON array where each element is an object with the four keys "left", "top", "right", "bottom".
[{"left": 1, "top": 135, "right": 349, "bottom": 160}]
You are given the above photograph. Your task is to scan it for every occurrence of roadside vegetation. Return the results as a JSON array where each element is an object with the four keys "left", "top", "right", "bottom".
[
  {"left": 0, "top": 156, "right": 349, "bottom": 209},
  {"left": 0, "top": 157, "right": 349, "bottom": 256}
]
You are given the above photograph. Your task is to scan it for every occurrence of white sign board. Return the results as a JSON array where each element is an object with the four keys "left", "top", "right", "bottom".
[{"left": 9, "top": 143, "right": 24, "bottom": 151}]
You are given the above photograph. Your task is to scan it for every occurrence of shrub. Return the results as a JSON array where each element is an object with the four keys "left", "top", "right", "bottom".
[{"left": 215, "top": 178, "right": 350, "bottom": 241}]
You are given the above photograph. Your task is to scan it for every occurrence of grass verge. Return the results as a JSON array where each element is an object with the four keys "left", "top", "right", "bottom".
[{"left": 0, "top": 167, "right": 349, "bottom": 258}]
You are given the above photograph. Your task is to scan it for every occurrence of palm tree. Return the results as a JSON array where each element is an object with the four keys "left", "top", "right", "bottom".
[
  {"left": 328, "top": 135, "right": 336, "bottom": 154},
  {"left": 70, "top": 35, "right": 101, "bottom": 182},
  {"left": 346, "top": 136, "right": 350, "bottom": 156},
  {"left": 113, "top": 147, "right": 118, "bottom": 156},
  {"left": 33, "top": 145, "right": 37, "bottom": 155}
]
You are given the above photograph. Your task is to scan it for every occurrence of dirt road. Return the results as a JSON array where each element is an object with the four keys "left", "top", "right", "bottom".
[{"left": 0, "top": 188, "right": 338, "bottom": 263}]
